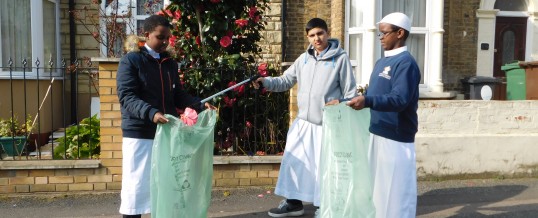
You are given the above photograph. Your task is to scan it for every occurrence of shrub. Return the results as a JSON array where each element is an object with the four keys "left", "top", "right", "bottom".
[{"left": 54, "top": 115, "right": 100, "bottom": 159}]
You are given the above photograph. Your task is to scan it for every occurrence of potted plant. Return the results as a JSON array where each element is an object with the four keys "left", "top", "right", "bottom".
[{"left": 0, "top": 115, "right": 32, "bottom": 156}]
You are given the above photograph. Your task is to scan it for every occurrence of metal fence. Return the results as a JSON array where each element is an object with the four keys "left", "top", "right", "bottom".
[
  {"left": 0, "top": 57, "right": 99, "bottom": 160},
  {"left": 0, "top": 58, "right": 290, "bottom": 160}
]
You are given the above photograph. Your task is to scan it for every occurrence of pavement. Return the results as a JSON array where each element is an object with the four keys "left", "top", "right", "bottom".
[{"left": 1, "top": 177, "right": 537, "bottom": 217}]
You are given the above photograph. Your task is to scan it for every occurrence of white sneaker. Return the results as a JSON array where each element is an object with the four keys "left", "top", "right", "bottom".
[{"left": 314, "top": 208, "right": 320, "bottom": 218}]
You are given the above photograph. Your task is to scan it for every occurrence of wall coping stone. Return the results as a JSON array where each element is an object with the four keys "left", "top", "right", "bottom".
[
  {"left": 0, "top": 160, "right": 101, "bottom": 170},
  {"left": 0, "top": 156, "right": 282, "bottom": 170},
  {"left": 213, "top": 156, "right": 283, "bottom": 164},
  {"left": 91, "top": 57, "right": 121, "bottom": 63}
]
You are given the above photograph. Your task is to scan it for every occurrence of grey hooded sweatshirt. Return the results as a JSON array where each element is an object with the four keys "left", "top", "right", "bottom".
[{"left": 263, "top": 38, "right": 357, "bottom": 125}]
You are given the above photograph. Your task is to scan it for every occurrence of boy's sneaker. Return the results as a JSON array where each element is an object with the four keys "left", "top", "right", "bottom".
[
  {"left": 314, "top": 208, "right": 320, "bottom": 218},
  {"left": 267, "top": 199, "right": 304, "bottom": 217}
]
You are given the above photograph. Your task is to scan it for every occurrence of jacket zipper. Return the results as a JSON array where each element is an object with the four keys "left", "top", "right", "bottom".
[{"left": 154, "top": 57, "right": 171, "bottom": 114}]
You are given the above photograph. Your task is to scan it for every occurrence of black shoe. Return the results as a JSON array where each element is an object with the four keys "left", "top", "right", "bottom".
[{"left": 267, "top": 199, "right": 305, "bottom": 217}]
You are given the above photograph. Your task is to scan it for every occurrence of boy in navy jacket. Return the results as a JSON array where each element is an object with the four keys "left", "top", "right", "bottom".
[{"left": 116, "top": 15, "right": 214, "bottom": 218}]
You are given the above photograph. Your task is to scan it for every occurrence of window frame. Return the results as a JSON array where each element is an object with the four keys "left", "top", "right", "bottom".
[
  {"left": 99, "top": 0, "right": 161, "bottom": 57},
  {"left": 0, "top": 0, "right": 61, "bottom": 79},
  {"left": 345, "top": 0, "right": 434, "bottom": 91}
]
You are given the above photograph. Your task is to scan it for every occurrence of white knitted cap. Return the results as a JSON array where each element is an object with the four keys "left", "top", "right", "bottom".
[{"left": 378, "top": 12, "right": 411, "bottom": 31}]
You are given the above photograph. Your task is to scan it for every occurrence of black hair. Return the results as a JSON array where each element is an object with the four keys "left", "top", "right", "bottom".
[
  {"left": 390, "top": 24, "right": 410, "bottom": 40},
  {"left": 143, "top": 15, "right": 172, "bottom": 33},
  {"left": 305, "top": 18, "right": 328, "bottom": 33}
]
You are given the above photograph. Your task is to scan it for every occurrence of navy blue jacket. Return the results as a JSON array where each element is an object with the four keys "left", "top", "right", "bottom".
[
  {"left": 116, "top": 47, "right": 201, "bottom": 139},
  {"left": 364, "top": 51, "right": 420, "bottom": 143}
]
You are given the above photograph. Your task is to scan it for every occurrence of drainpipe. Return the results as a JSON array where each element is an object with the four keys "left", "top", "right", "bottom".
[
  {"left": 69, "top": 0, "right": 77, "bottom": 124},
  {"left": 281, "top": 0, "right": 287, "bottom": 62}
]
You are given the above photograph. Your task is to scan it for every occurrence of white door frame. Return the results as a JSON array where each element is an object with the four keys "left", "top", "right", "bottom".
[{"left": 476, "top": 0, "right": 538, "bottom": 77}]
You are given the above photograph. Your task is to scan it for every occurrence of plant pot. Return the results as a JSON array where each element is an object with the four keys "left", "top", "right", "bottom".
[
  {"left": 28, "top": 132, "right": 51, "bottom": 152},
  {"left": 0, "top": 136, "right": 27, "bottom": 156}
]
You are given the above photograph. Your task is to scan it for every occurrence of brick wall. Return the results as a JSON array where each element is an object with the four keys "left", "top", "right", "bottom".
[
  {"left": 442, "top": 0, "right": 481, "bottom": 91},
  {"left": 330, "top": 0, "right": 345, "bottom": 44},
  {"left": 284, "top": 0, "right": 333, "bottom": 62},
  {"left": 60, "top": 0, "right": 101, "bottom": 62},
  {"left": 213, "top": 163, "right": 280, "bottom": 187}
]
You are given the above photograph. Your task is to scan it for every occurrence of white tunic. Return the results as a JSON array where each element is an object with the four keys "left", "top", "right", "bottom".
[
  {"left": 369, "top": 134, "right": 417, "bottom": 218},
  {"left": 119, "top": 137, "right": 153, "bottom": 215},
  {"left": 274, "top": 118, "right": 323, "bottom": 206}
]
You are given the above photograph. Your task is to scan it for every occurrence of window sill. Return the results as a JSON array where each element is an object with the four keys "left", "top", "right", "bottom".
[{"left": 0, "top": 160, "right": 100, "bottom": 170}]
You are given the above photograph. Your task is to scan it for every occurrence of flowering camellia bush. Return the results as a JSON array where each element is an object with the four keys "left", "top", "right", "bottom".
[{"left": 158, "top": 0, "right": 288, "bottom": 155}]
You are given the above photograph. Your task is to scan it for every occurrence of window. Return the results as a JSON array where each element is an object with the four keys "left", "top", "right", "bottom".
[
  {"left": 100, "top": 0, "right": 163, "bottom": 57},
  {"left": 345, "top": 0, "right": 364, "bottom": 83},
  {"left": 494, "top": 0, "right": 528, "bottom": 11},
  {"left": 346, "top": 0, "right": 434, "bottom": 87},
  {"left": 381, "top": 0, "right": 426, "bottom": 84},
  {"left": 0, "top": 0, "right": 60, "bottom": 77}
]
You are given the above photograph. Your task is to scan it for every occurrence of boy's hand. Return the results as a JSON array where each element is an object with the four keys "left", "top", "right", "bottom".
[
  {"left": 153, "top": 112, "right": 169, "bottom": 124},
  {"left": 251, "top": 77, "right": 264, "bottom": 89},
  {"left": 346, "top": 96, "right": 366, "bottom": 110},
  {"left": 325, "top": 99, "right": 340, "bottom": 106},
  {"left": 204, "top": 103, "right": 217, "bottom": 110}
]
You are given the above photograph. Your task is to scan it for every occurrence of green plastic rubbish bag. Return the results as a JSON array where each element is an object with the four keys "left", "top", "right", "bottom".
[
  {"left": 320, "top": 103, "right": 375, "bottom": 218},
  {"left": 151, "top": 110, "right": 217, "bottom": 218}
]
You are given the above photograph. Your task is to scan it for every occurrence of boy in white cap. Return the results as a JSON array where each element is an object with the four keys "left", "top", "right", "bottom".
[{"left": 333, "top": 12, "right": 420, "bottom": 217}]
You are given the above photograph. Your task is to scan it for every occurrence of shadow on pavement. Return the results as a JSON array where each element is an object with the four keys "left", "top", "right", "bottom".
[
  {"left": 418, "top": 185, "right": 537, "bottom": 217},
  {"left": 210, "top": 204, "right": 317, "bottom": 218}
]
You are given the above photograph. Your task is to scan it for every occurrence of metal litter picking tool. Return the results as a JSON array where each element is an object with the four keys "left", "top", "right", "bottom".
[{"left": 195, "top": 75, "right": 262, "bottom": 106}]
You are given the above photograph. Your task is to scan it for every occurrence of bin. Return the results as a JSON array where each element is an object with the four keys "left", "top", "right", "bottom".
[
  {"left": 461, "top": 76, "right": 502, "bottom": 100},
  {"left": 502, "top": 62, "right": 526, "bottom": 100},
  {"left": 519, "top": 61, "right": 538, "bottom": 100}
]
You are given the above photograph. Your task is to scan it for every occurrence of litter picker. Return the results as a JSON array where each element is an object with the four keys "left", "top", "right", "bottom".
[{"left": 191, "top": 75, "right": 262, "bottom": 107}]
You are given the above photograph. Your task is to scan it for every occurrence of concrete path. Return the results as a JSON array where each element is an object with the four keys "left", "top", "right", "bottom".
[{"left": 1, "top": 178, "right": 537, "bottom": 217}]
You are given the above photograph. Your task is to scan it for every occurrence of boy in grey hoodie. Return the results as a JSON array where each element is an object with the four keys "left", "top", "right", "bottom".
[{"left": 253, "top": 18, "right": 357, "bottom": 217}]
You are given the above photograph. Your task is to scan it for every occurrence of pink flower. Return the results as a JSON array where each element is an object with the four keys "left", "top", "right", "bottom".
[
  {"left": 246, "top": 121, "right": 252, "bottom": 128},
  {"left": 235, "top": 19, "right": 248, "bottom": 28},
  {"left": 180, "top": 107, "right": 198, "bottom": 126},
  {"left": 210, "top": 0, "right": 221, "bottom": 3},
  {"left": 220, "top": 36, "right": 232, "bottom": 47},
  {"left": 228, "top": 81, "right": 244, "bottom": 94},
  {"left": 173, "top": 10, "right": 181, "bottom": 19},
  {"left": 258, "top": 63, "right": 268, "bottom": 77},
  {"left": 236, "top": 85, "right": 245, "bottom": 95},
  {"left": 248, "top": 7, "right": 257, "bottom": 18},
  {"left": 223, "top": 96, "right": 236, "bottom": 107},
  {"left": 168, "top": 35, "right": 177, "bottom": 47}
]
